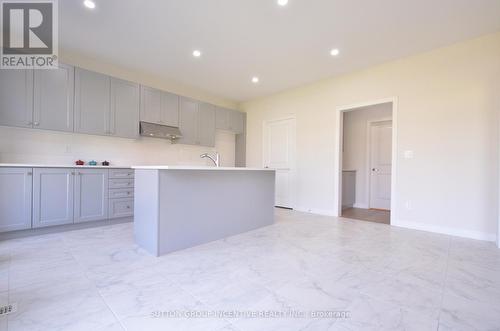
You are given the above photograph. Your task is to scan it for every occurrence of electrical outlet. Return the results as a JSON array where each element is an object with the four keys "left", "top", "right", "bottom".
[
  {"left": 405, "top": 200, "right": 412, "bottom": 210},
  {"left": 65, "top": 145, "right": 71, "bottom": 153}
]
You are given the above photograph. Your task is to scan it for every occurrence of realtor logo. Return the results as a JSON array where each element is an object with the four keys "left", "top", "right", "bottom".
[{"left": 1, "top": 0, "right": 58, "bottom": 69}]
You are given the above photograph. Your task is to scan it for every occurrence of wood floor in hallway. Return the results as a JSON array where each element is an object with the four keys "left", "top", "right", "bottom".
[{"left": 341, "top": 207, "right": 390, "bottom": 224}]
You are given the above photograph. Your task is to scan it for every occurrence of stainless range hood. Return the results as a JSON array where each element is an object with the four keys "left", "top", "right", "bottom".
[{"left": 140, "top": 121, "right": 182, "bottom": 142}]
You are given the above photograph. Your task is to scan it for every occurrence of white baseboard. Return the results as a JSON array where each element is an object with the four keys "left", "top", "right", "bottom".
[
  {"left": 392, "top": 219, "right": 496, "bottom": 242},
  {"left": 294, "top": 206, "right": 337, "bottom": 217},
  {"left": 290, "top": 207, "right": 497, "bottom": 243},
  {"left": 353, "top": 203, "right": 369, "bottom": 209}
]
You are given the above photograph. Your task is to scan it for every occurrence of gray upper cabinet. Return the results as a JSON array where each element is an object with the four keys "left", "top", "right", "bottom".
[
  {"left": 32, "top": 168, "right": 74, "bottom": 228},
  {"left": 178, "top": 97, "right": 199, "bottom": 145},
  {"left": 33, "top": 64, "right": 75, "bottom": 132},
  {"left": 111, "top": 78, "right": 140, "bottom": 139},
  {"left": 140, "top": 86, "right": 179, "bottom": 127},
  {"left": 179, "top": 98, "right": 216, "bottom": 147},
  {"left": 215, "top": 106, "right": 244, "bottom": 134},
  {"left": 74, "top": 68, "right": 111, "bottom": 135},
  {"left": 161, "top": 91, "right": 179, "bottom": 127},
  {"left": 74, "top": 169, "right": 109, "bottom": 223},
  {"left": 0, "top": 168, "right": 32, "bottom": 233},
  {"left": 0, "top": 70, "right": 34, "bottom": 128},
  {"left": 0, "top": 66, "right": 222, "bottom": 145},
  {"left": 140, "top": 86, "right": 162, "bottom": 124},
  {"left": 198, "top": 103, "right": 216, "bottom": 147},
  {"left": 229, "top": 110, "right": 245, "bottom": 134},
  {"left": 215, "top": 107, "right": 230, "bottom": 130}
]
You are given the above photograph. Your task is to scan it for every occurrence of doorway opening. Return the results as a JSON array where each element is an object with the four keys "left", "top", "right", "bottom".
[{"left": 334, "top": 99, "right": 397, "bottom": 225}]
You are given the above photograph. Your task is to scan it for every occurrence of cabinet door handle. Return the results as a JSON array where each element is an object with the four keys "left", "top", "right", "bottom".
[{"left": 27, "top": 172, "right": 32, "bottom": 176}]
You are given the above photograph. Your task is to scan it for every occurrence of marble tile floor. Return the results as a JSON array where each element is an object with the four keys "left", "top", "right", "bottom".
[{"left": 0, "top": 208, "right": 499, "bottom": 331}]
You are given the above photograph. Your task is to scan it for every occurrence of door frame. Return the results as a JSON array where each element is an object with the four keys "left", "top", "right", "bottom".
[
  {"left": 366, "top": 119, "right": 393, "bottom": 210},
  {"left": 333, "top": 97, "right": 398, "bottom": 224},
  {"left": 262, "top": 115, "right": 297, "bottom": 209}
]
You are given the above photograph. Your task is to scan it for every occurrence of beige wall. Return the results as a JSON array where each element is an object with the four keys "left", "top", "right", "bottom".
[
  {"left": 241, "top": 32, "right": 500, "bottom": 241},
  {"left": 342, "top": 103, "right": 393, "bottom": 208}
]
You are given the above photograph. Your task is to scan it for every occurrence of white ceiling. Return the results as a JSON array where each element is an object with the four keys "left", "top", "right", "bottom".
[{"left": 60, "top": 0, "right": 500, "bottom": 102}]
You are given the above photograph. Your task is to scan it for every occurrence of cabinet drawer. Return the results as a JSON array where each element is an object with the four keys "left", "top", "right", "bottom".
[
  {"left": 109, "top": 169, "right": 134, "bottom": 179},
  {"left": 109, "top": 188, "right": 134, "bottom": 199},
  {"left": 109, "top": 178, "right": 134, "bottom": 189},
  {"left": 109, "top": 198, "right": 134, "bottom": 219}
]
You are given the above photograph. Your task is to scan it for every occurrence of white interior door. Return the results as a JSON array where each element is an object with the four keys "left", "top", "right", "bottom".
[
  {"left": 264, "top": 118, "right": 296, "bottom": 208},
  {"left": 369, "top": 121, "right": 392, "bottom": 210}
]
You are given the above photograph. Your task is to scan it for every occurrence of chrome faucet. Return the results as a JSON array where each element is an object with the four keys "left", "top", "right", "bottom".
[{"left": 200, "top": 152, "right": 220, "bottom": 167}]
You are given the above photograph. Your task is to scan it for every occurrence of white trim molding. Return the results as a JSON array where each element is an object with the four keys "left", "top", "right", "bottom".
[
  {"left": 392, "top": 219, "right": 497, "bottom": 242},
  {"left": 333, "top": 97, "right": 398, "bottom": 223},
  {"left": 294, "top": 206, "right": 336, "bottom": 217}
]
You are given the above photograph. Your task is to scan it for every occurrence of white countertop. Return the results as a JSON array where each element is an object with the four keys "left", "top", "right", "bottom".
[
  {"left": 0, "top": 163, "right": 131, "bottom": 169},
  {"left": 132, "top": 165, "right": 274, "bottom": 171}
]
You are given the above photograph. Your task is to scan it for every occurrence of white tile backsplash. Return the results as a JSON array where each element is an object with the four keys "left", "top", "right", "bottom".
[{"left": 0, "top": 126, "right": 236, "bottom": 167}]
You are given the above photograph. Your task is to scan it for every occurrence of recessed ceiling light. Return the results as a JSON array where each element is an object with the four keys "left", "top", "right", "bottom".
[
  {"left": 192, "top": 50, "right": 202, "bottom": 57},
  {"left": 83, "top": 0, "right": 95, "bottom": 9},
  {"left": 252, "top": 77, "right": 259, "bottom": 84},
  {"left": 277, "top": 0, "right": 288, "bottom": 6},
  {"left": 330, "top": 48, "right": 340, "bottom": 56}
]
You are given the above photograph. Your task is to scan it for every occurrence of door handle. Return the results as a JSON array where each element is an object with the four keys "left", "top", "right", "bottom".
[{"left": 372, "top": 168, "right": 379, "bottom": 172}]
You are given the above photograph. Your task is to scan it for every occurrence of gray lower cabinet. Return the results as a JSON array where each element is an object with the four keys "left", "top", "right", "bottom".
[
  {"left": 33, "top": 168, "right": 74, "bottom": 228},
  {"left": 178, "top": 97, "right": 216, "bottom": 147},
  {"left": 33, "top": 64, "right": 75, "bottom": 132},
  {"left": 110, "top": 78, "right": 140, "bottom": 138},
  {"left": 0, "top": 168, "right": 32, "bottom": 232},
  {"left": 108, "top": 169, "right": 134, "bottom": 219},
  {"left": 0, "top": 70, "right": 34, "bottom": 128},
  {"left": 74, "top": 68, "right": 111, "bottom": 135},
  {"left": 109, "top": 198, "right": 134, "bottom": 219},
  {"left": 74, "top": 169, "right": 109, "bottom": 223}
]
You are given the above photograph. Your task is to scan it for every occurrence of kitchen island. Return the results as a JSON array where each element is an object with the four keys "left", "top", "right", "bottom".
[{"left": 132, "top": 166, "right": 275, "bottom": 256}]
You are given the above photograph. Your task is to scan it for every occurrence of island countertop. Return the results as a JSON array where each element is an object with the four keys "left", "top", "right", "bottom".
[{"left": 131, "top": 165, "right": 274, "bottom": 171}]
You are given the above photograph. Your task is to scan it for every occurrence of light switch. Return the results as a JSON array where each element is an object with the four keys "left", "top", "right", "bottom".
[{"left": 403, "top": 150, "right": 414, "bottom": 159}]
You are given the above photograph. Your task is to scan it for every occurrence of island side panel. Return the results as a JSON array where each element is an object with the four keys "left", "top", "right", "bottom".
[
  {"left": 158, "top": 169, "right": 275, "bottom": 255},
  {"left": 134, "top": 169, "right": 160, "bottom": 256}
]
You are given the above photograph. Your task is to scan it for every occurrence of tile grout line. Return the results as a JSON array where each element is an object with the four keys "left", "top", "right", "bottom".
[
  {"left": 6, "top": 247, "right": 11, "bottom": 331},
  {"left": 158, "top": 275, "right": 242, "bottom": 330},
  {"left": 61, "top": 233, "right": 128, "bottom": 331},
  {"left": 436, "top": 235, "right": 452, "bottom": 330}
]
